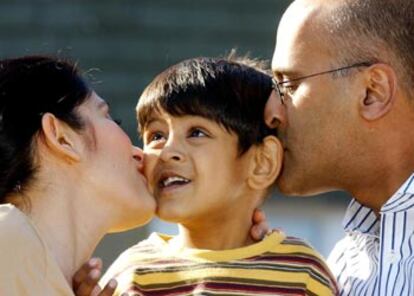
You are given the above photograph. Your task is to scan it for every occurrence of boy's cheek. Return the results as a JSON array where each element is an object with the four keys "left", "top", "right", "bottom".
[{"left": 142, "top": 150, "right": 158, "bottom": 194}]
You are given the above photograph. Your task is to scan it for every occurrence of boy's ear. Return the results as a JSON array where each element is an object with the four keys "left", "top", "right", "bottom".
[
  {"left": 247, "top": 136, "right": 283, "bottom": 190},
  {"left": 39, "top": 113, "right": 82, "bottom": 163},
  {"left": 359, "top": 63, "right": 397, "bottom": 121}
]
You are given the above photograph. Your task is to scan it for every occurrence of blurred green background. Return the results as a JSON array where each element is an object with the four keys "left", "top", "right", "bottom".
[{"left": 0, "top": 0, "right": 350, "bottom": 269}]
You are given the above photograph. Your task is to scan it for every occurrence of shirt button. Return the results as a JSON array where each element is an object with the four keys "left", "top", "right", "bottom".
[{"left": 387, "top": 251, "right": 397, "bottom": 263}]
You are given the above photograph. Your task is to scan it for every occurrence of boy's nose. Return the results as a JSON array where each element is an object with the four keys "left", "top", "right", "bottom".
[
  {"left": 264, "top": 90, "right": 286, "bottom": 129},
  {"left": 160, "top": 142, "right": 185, "bottom": 163}
]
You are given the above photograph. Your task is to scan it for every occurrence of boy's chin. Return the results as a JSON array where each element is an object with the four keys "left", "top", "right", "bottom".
[{"left": 156, "top": 206, "right": 186, "bottom": 224}]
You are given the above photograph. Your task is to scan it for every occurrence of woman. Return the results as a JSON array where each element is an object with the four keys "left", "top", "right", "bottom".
[{"left": 0, "top": 56, "right": 156, "bottom": 294}]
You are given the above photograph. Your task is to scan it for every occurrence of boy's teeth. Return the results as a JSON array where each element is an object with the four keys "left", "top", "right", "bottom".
[{"left": 162, "top": 176, "right": 189, "bottom": 187}]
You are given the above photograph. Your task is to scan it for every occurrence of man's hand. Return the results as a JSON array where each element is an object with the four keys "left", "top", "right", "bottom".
[
  {"left": 250, "top": 209, "right": 275, "bottom": 241},
  {"left": 72, "top": 258, "right": 117, "bottom": 296}
]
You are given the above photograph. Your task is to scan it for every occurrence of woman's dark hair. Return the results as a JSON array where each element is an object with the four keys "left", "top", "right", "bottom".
[
  {"left": 137, "top": 55, "right": 276, "bottom": 154},
  {"left": 0, "top": 55, "right": 91, "bottom": 202}
]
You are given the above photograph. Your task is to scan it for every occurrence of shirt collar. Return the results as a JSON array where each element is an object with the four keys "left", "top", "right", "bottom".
[
  {"left": 343, "top": 173, "right": 414, "bottom": 235},
  {"left": 381, "top": 173, "right": 414, "bottom": 213},
  {"left": 343, "top": 199, "right": 380, "bottom": 236}
]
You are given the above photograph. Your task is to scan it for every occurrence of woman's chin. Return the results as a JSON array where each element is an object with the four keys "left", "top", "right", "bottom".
[{"left": 108, "top": 202, "right": 156, "bottom": 233}]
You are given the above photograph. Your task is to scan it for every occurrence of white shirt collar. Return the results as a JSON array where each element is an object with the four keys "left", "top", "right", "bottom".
[{"left": 343, "top": 173, "right": 414, "bottom": 235}]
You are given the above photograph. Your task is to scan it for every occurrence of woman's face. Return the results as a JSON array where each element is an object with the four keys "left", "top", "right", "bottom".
[{"left": 77, "top": 92, "right": 156, "bottom": 231}]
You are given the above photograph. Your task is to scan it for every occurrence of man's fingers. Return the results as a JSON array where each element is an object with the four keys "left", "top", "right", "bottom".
[
  {"left": 251, "top": 225, "right": 266, "bottom": 241},
  {"left": 98, "top": 279, "right": 118, "bottom": 296},
  {"left": 250, "top": 208, "right": 270, "bottom": 241},
  {"left": 73, "top": 262, "right": 91, "bottom": 289},
  {"left": 73, "top": 258, "right": 103, "bottom": 288},
  {"left": 74, "top": 269, "right": 102, "bottom": 296},
  {"left": 252, "top": 208, "right": 266, "bottom": 223}
]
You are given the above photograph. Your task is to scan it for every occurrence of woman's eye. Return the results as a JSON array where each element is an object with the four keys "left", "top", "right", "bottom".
[
  {"left": 106, "top": 112, "right": 122, "bottom": 126},
  {"left": 114, "top": 118, "right": 122, "bottom": 126},
  {"left": 189, "top": 128, "right": 207, "bottom": 138}
]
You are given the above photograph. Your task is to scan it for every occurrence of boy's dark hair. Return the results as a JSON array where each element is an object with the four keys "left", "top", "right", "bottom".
[{"left": 137, "top": 54, "right": 275, "bottom": 154}]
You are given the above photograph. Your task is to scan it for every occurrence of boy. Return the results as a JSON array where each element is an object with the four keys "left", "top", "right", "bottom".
[{"left": 99, "top": 56, "right": 338, "bottom": 295}]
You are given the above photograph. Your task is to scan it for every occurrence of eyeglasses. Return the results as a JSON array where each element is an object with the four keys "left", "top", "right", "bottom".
[{"left": 272, "top": 62, "right": 373, "bottom": 104}]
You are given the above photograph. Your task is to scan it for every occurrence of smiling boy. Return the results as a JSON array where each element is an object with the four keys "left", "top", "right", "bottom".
[{"left": 100, "top": 56, "right": 338, "bottom": 295}]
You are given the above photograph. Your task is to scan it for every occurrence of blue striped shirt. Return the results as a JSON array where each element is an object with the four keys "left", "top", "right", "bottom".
[{"left": 328, "top": 174, "right": 414, "bottom": 295}]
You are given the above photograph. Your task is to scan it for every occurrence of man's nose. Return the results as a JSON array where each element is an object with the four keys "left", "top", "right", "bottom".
[{"left": 264, "top": 90, "right": 286, "bottom": 129}]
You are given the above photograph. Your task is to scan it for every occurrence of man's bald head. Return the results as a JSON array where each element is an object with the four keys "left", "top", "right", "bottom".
[
  {"left": 270, "top": 0, "right": 414, "bottom": 197},
  {"left": 295, "top": 0, "right": 414, "bottom": 95}
]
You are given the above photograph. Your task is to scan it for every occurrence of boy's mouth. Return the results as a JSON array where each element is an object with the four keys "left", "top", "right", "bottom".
[{"left": 158, "top": 173, "right": 191, "bottom": 189}]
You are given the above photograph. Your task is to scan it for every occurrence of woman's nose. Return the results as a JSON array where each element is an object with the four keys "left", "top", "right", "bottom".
[{"left": 132, "top": 146, "right": 144, "bottom": 171}]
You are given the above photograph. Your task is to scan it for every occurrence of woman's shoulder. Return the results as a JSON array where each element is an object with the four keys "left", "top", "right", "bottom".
[
  {"left": 0, "top": 203, "right": 45, "bottom": 258},
  {"left": 0, "top": 203, "right": 35, "bottom": 236},
  {"left": 0, "top": 204, "right": 59, "bottom": 294}
]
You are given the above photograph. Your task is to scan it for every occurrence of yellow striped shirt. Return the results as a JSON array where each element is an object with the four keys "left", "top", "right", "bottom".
[{"left": 101, "top": 232, "right": 338, "bottom": 295}]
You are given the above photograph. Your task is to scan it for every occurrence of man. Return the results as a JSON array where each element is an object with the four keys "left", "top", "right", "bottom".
[{"left": 264, "top": 0, "right": 414, "bottom": 294}]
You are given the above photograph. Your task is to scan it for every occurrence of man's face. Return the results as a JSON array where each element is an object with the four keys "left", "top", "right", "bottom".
[{"left": 267, "top": 1, "right": 358, "bottom": 195}]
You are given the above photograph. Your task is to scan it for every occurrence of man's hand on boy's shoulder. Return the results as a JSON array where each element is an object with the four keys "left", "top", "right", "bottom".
[
  {"left": 72, "top": 258, "right": 120, "bottom": 296},
  {"left": 250, "top": 208, "right": 279, "bottom": 241}
]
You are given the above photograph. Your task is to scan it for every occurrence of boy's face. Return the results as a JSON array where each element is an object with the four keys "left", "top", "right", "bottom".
[{"left": 142, "top": 110, "right": 253, "bottom": 224}]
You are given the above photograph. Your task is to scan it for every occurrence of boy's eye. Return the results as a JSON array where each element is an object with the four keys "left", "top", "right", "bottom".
[
  {"left": 188, "top": 128, "right": 208, "bottom": 138},
  {"left": 147, "top": 132, "right": 165, "bottom": 143}
]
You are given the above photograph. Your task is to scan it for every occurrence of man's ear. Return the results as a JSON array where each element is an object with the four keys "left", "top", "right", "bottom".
[
  {"left": 247, "top": 136, "right": 283, "bottom": 190},
  {"left": 39, "top": 113, "right": 81, "bottom": 163},
  {"left": 360, "top": 63, "right": 397, "bottom": 121}
]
